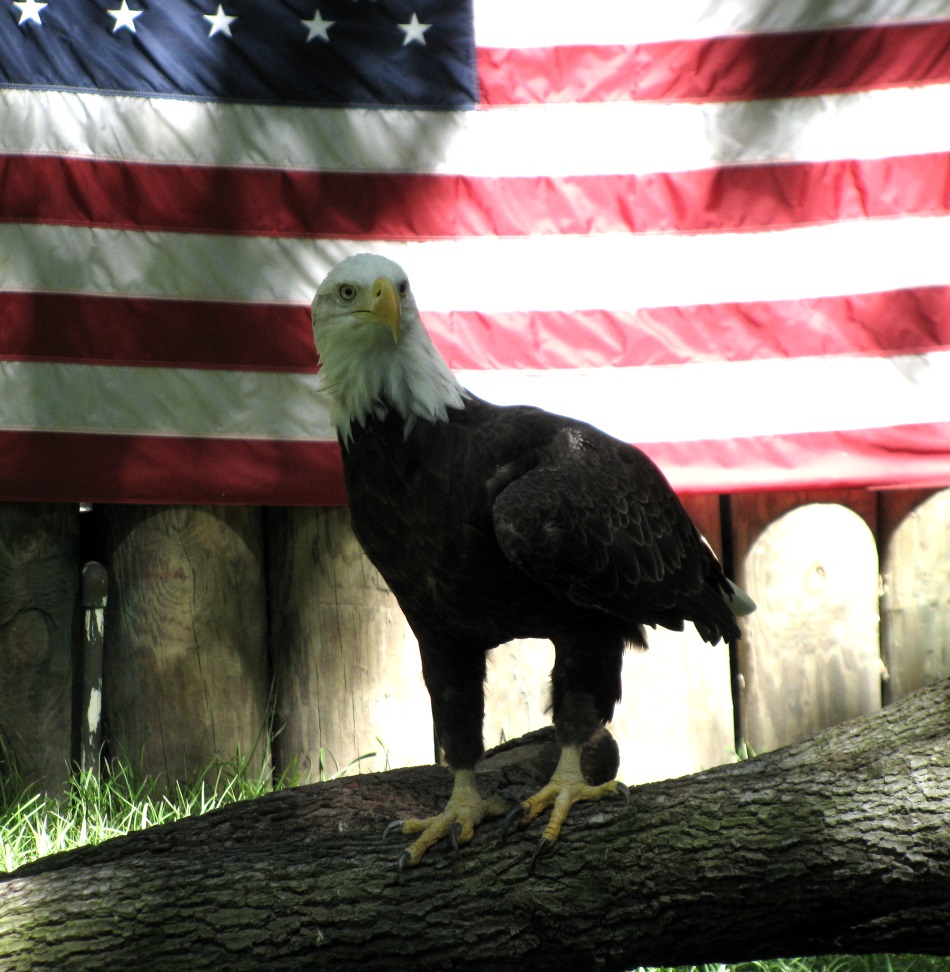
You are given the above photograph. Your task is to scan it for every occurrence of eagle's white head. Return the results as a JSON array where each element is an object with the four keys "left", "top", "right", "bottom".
[{"left": 311, "top": 253, "right": 466, "bottom": 441}]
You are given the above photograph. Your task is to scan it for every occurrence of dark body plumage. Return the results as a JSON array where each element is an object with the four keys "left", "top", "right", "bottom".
[{"left": 342, "top": 395, "right": 740, "bottom": 771}]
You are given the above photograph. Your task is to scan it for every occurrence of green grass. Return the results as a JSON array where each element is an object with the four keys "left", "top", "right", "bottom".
[
  {"left": 0, "top": 762, "right": 946, "bottom": 972},
  {"left": 0, "top": 755, "right": 296, "bottom": 872},
  {"left": 0, "top": 744, "right": 383, "bottom": 873}
]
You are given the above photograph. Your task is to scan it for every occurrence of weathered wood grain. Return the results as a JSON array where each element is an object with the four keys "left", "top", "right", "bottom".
[
  {"left": 0, "top": 503, "right": 79, "bottom": 794},
  {"left": 101, "top": 505, "right": 270, "bottom": 787},
  {"left": 267, "top": 507, "right": 434, "bottom": 780},
  {"left": 880, "top": 487, "right": 950, "bottom": 703},
  {"left": 732, "top": 491, "right": 881, "bottom": 753}
]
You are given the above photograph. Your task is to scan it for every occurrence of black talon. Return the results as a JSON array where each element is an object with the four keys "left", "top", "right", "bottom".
[
  {"left": 530, "top": 836, "right": 553, "bottom": 870},
  {"left": 383, "top": 819, "right": 406, "bottom": 841},
  {"left": 448, "top": 822, "right": 463, "bottom": 856},
  {"left": 396, "top": 849, "right": 413, "bottom": 880},
  {"left": 617, "top": 782, "right": 632, "bottom": 804},
  {"left": 502, "top": 803, "right": 526, "bottom": 840}
]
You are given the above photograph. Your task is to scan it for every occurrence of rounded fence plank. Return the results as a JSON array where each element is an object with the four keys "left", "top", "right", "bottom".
[
  {"left": 734, "top": 497, "right": 881, "bottom": 753},
  {"left": 0, "top": 503, "right": 79, "bottom": 794},
  {"left": 101, "top": 505, "right": 270, "bottom": 788},
  {"left": 267, "top": 507, "right": 434, "bottom": 780},
  {"left": 880, "top": 487, "right": 950, "bottom": 703}
]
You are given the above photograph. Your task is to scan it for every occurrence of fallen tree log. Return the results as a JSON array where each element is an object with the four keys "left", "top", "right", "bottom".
[{"left": 2, "top": 679, "right": 949, "bottom": 972}]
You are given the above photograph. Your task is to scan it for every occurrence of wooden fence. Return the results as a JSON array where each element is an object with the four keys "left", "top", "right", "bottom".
[{"left": 1, "top": 487, "right": 948, "bottom": 796}]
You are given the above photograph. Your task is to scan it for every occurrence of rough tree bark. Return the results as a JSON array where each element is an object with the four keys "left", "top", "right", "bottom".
[{"left": 1, "top": 679, "right": 948, "bottom": 972}]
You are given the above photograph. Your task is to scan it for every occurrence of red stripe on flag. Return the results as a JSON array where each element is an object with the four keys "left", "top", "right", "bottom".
[
  {"left": 0, "top": 293, "right": 316, "bottom": 372},
  {"left": 4, "top": 287, "right": 948, "bottom": 372},
  {"left": 430, "top": 287, "right": 950, "bottom": 371},
  {"left": 4, "top": 156, "right": 482, "bottom": 240},
  {"left": 6, "top": 153, "right": 950, "bottom": 239},
  {"left": 646, "top": 422, "right": 950, "bottom": 494},
  {"left": 0, "top": 431, "right": 346, "bottom": 506},
  {"left": 3, "top": 422, "right": 949, "bottom": 505},
  {"left": 477, "top": 20, "right": 950, "bottom": 105}
]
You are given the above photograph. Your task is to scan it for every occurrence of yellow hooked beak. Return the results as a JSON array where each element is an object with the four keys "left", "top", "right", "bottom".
[{"left": 371, "top": 277, "right": 401, "bottom": 344}]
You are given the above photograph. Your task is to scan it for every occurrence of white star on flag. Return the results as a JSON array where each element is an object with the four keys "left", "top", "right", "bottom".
[
  {"left": 398, "top": 12, "right": 430, "bottom": 46},
  {"left": 203, "top": 4, "right": 237, "bottom": 38},
  {"left": 13, "top": 0, "right": 47, "bottom": 26},
  {"left": 301, "top": 9, "right": 334, "bottom": 43},
  {"left": 106, "top": 0, "right": 143, "bottom": 33}
]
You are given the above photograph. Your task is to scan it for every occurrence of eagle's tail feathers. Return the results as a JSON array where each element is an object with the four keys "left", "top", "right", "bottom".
[{"left": 725, "top": 579, "right": 756, "bottom": 617}]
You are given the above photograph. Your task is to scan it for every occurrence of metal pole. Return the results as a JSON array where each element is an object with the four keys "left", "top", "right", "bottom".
[{"left": 80, "top": 561, "right": 108, "bottom": 777}]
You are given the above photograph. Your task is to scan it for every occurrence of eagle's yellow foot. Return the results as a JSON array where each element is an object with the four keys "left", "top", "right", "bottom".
[
  {"left": 385, "top": 768, "right": 508, "bottom": 873},
  {"left": 503, "top": 743, "right": 630, "bottom": 854}
]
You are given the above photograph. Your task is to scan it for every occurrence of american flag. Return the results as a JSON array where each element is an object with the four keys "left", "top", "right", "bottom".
[{"left": 3, "top": 0, "right": 950, "bottom": 505}]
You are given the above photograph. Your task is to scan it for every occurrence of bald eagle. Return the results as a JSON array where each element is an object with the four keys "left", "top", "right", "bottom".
[{"left": 311, "top": 253, "right": 754, "bottom": 869}]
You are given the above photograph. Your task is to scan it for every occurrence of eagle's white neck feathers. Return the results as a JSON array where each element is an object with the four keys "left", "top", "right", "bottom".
[{"left": 312, "top": 254, "right": 466, "bottom": 442}]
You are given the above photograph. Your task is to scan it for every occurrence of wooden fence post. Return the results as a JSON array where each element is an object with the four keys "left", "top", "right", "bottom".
[
  {"left": 100, "top": 505, "right": 270, "bottom": 788},
  {"left": 732, "top": 491, "right": 881, "bottom": 753},
  {"left": 880, "top": 487, "right": 950, "bottom": 704},
  {"left": 267, "top": 507, "right": 434, "bottom": 781},
  {"left": 0, "top": 503, "right": 79, "bottom": 794}
]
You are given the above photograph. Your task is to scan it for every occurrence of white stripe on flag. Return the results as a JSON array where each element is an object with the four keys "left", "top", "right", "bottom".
[
  {"left": 5, "top": 83, "right": 950, "bottom": 176},
  {"left": 6, "top": 215, "right": 950, "bottom": 310},
  {"left": 461, "top": 350, "right": 950, "bottom": 444},
  {"left": 473, "top": 0, "right": 950, "bottom": 46},
  {"left": 4, "top": 351, "right": 950, "bottom": 445},
  {"left": 0, "top": 361, "right": 333, "bottom": 440}
]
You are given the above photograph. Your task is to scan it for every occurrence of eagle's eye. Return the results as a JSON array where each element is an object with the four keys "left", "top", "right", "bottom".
[
  {"left": 339, "top": 284, "right": 357, "bottom": 301},
  {"left": 398, "top": 281, "right": 408, "bottom": 296}
]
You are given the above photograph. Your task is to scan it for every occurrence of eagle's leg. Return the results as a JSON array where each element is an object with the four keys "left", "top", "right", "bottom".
[
  {"left": 505, "top": 633, "right": 629, "bottom": 850},
  {"left": 387, "top": 640, "right": 505, "bottom": 868},
  {"left": 389, "top": 768, "right": 509, "bottom": 869}
]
